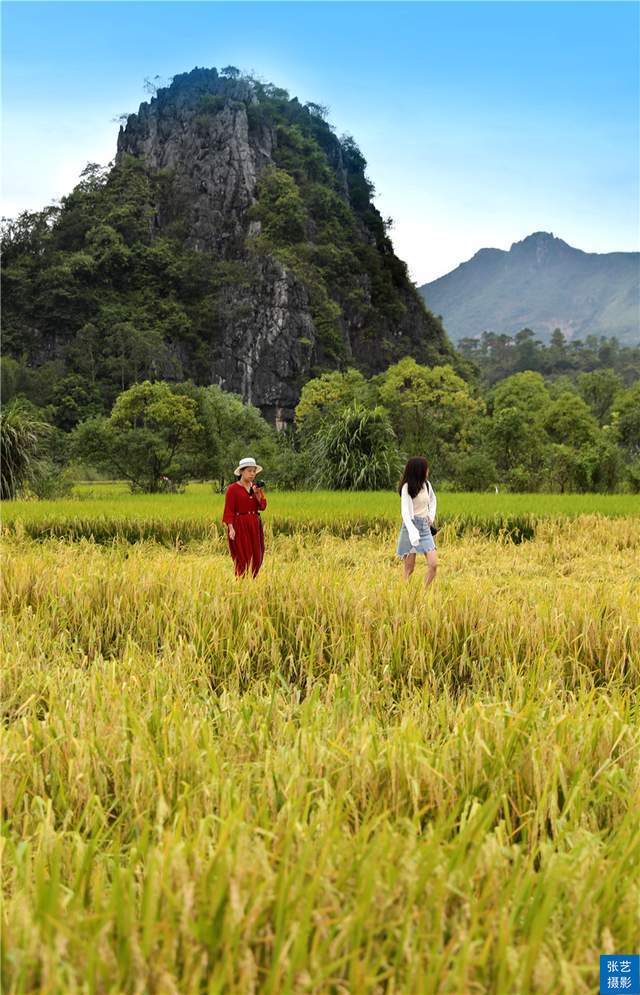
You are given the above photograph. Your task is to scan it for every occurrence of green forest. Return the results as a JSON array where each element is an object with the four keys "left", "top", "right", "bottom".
[{"left": 2, "top": 341, "right": 639, "bottom": 499}]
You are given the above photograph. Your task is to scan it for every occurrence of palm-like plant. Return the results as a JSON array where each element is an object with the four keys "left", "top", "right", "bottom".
[
  {"left": 310, "top": 403, "right": 401, "bottom": 490},
  {"left": 0, "top": 402, "right": 51, "bottom": 499}
]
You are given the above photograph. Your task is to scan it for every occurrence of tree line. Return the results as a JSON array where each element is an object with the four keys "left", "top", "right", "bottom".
[
  {"left": 2, "top": 344, "right": 639, "bottom": 499},
  {"left": 458, "top": 328, "right": 640, "bottom": 386}
]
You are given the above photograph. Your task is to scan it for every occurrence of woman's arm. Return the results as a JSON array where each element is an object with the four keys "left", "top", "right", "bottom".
[
  {"left": 400, "top": 484, "right": 420, "bottom": 546},
  {"left": 222, "top": 484, "right": 237, "bottom": 538},
  {"left": 253, "top": 485, "right": 267, "bottom": 510}
]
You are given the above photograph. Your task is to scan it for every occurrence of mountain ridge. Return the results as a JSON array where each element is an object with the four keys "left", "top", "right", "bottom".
[{"left": 420, "top": 232, "right": 639, "bottom": 345}]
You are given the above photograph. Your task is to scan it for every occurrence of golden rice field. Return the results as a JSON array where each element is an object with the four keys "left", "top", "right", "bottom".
[{"left": 2, "top": 504, "right": 639, "bottom": 994}]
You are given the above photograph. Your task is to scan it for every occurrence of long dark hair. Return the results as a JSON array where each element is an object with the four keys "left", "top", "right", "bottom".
[{"left": 398, "top": 457, "right": 429, "bottom": 498}]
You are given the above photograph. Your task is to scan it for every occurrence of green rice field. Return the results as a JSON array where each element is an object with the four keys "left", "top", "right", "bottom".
[{"left": 2, "top": 484, "right": 638, "bottom": 545}]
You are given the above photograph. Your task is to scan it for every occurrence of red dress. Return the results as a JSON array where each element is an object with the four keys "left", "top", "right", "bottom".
[{"left": 222, "top": 482, "right": 267, "bottom": 577}]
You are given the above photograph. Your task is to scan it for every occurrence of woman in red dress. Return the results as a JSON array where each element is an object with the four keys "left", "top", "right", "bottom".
[{"left": 222, "top": 457, "right": 267, "bottom": 577}]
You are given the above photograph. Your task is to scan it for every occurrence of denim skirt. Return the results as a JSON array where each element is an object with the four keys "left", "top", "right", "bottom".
[{"left": 396, "top": 516, "right": 436, "bottom": 556}]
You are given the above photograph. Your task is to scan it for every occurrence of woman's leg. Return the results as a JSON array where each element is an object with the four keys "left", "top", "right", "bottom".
[
  {"left": 403, "top": 552, "right": 417, "bottom": 580},
  {"left": 424, "top": 550, "right": 438, "bottom": 587}
]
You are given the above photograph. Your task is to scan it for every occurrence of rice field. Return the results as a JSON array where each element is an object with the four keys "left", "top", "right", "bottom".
[
  {"left": 2, "top": 484, "right": 638, "bottom": 545},
  {"left": 1, "top": 495, "right": 639, "bottom": 993}
]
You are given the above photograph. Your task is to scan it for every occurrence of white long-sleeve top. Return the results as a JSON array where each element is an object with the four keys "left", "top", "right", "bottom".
[{"left": 400, "top": 481, "right": 437, "bottom": 547}]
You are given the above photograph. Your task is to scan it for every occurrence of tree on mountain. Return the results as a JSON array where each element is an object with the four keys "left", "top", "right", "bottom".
[
  {"left": 458, "top": 332, "right": 640, "bottom": 388},
  {"left": 104, "top": 322, "right": 171, "bottom": 391},
  {"left": 305, "top": 102, "right": 329, "bottom": 121},
  {"left": 0, "top": 356, "right": 28, "bottom": 406},
  {"left": 250, "top": 167, "right": 308, "bottom": 244},
  {"left": 546, "top": 329, "right": 572, "bottom": 372},
  {"left": 51, "top": 374, "right": 103, "bottom": 432},
  {"left": 512, "top": 328, "right": 543, "bottom": 373}
]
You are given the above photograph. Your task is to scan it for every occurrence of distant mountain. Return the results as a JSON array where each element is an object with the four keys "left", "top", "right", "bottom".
[{"left": 419, "top": 232, "right": 639, "bottom": 345}]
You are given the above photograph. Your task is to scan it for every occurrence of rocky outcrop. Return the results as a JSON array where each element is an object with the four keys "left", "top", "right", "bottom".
[
  {"left": 117, "top": 69, "right": 273, "bottom": 258},
  {"left": 117, "top": 70, "right": 322, "bottom": 416},
  {"left": 213, "top": 255, "right": 315, "bottom": 426},
  {"left": 116, "top": 67, "right": 453, "bottom": 420}
]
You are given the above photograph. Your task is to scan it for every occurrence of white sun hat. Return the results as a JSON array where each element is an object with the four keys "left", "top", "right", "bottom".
[{"left": 234, "top": 456, "right": 263, "bottom": 476}]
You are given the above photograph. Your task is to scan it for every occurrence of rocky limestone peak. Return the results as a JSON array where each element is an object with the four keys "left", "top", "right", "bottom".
[
  {"left": 509, "top": 231, "right": 574, "bottom": 266},
  {"left": 117, "top": 68, "right": 273, "bottom": 258},
  {"left": 1, "top": 67, "right": 457, "bottom": 427},
  {"left": 109, "top": 67, "right": 453, "bottom": 420},
  {"left": 512, "top": 230, "right": 556, "bottom": 247}
]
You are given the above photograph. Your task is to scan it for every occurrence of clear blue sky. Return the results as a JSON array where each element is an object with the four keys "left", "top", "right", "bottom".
[{"left": 2, "top": 1, "right": 638, "bottom": 282}]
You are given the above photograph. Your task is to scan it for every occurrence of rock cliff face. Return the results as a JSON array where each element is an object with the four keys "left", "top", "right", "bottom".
[
  {"left": 116, "top": 67, "right": 452, "bottom": 423},
  {"left": 118, "top": 73, "right": 270, "bottom": 258},
  {"left": 211, "top": 254, "right": 316, "bottom": 424}
]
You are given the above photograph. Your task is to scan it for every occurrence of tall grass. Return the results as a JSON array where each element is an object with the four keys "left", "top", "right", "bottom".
[{"left": 1, "top": 519, "right": 639, "bottom": 993}]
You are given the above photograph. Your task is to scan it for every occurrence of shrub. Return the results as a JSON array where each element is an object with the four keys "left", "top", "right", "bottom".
[
  {"left": 452, "top": 453, "right": 498, "bottom": 492},
  {"left": 309, "top": 402, "right": 401, "bottom": 490},
  {"left": 0, "top": 402, "right": 51, "bottom": 499}
]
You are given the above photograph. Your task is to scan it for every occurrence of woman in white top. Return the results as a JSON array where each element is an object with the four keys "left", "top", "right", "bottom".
[{"left": 396, "top": 457, "right": 438, "bottom": 586}]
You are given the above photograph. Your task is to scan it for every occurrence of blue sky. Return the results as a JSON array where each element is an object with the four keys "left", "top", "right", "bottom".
[{"left": 2, "top": 1, "right": 638, "bottom": 283}]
